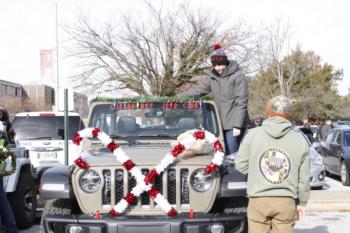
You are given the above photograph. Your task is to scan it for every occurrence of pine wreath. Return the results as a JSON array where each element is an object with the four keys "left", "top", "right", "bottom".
[{"left": 0, "top": 148, "right": 16, "bottom": 176}]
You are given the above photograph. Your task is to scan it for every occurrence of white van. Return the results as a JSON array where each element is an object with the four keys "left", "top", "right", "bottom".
[{"left": 12, "top": 112, "right": 85, "bottom": 181}]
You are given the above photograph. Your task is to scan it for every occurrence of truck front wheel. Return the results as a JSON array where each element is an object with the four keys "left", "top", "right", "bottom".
[{"left": 8, "top": 172, "right": 37, "bottom": 229}]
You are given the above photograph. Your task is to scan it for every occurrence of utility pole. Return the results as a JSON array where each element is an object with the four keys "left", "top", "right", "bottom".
[{"left": 55, "top": 1, "right": 60, "bottom": 111}]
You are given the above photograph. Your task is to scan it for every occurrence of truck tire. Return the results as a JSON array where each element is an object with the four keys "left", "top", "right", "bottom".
[
  {"left": 8, "top": 172, "right": 37, "bottom": 229},
  {"left": 40, "top": 198, "right": 77, "bottom": 233}
]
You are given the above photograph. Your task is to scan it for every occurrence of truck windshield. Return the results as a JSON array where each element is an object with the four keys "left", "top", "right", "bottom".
[
  {"left": 13, "top": 116, "right": 85, "bottom": 140},
  {"left": 88, "top": 101, "right": 219, "bottom": 138}
]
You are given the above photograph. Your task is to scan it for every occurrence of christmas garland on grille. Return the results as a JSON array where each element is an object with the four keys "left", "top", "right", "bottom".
[
  {"left": 0, "top": 148, "right": 16, "bottom": 176},
  {"left": 72, "top": 128, "right": 224, "bottom": 217}
]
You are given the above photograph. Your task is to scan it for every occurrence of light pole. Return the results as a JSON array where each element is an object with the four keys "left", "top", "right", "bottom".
[{"left": 55, "top": 1, "right": 60, "bottom": 111}]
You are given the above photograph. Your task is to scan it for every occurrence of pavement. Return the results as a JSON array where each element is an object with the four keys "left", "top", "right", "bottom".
[{"left": 306, "top": 190, "right": 350, "bottom": 212}]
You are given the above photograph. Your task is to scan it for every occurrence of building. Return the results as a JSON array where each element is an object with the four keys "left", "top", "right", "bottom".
[
  {"left": 22, "top": 84, "right": 55, "bottom": 111},
  {"left": 0, "top": 79, "right": 89, "bottom": 118},
  {"left": 0, "top": 79, "right": 24, "bottom": 115},
  {"left": 73, "top": 92, "right": 89, "bottom": 118}
]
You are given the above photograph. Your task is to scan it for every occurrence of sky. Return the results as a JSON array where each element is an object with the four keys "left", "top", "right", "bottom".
[{"left": 0, "top": 0, "right": 349, "bottom": 96}]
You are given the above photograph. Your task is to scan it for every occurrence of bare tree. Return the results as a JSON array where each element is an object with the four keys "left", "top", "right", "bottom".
[
  {"left": 257, "top": 18, "right": 297, "bottom": 97},
  {"left": 65, "top": 2, "right": 260, "bottom": 96}
]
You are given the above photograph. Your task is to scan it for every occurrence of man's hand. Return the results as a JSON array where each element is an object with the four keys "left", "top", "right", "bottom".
[
  {"left": 233, "top": 128, "right": 241, "bottom": 137},
  {"left": 296, "top": 205, "right": 305, "bottom": 220}
]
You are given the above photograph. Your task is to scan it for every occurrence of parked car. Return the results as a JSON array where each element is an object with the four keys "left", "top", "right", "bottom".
[
  {"left": 299, "top": 127, "right": 325, "bottom": 189},
  {"left": 333, "top": 120, "right": 350, "bottom": 128},
  {"left": 1, "top": 106, "right": 36, "bottom": 229},
  {"left": 39, "top": 98, "right": 248, "bottom": 233},
  {"left": 319, "top": 127, "right": 350, "bottom": 185},
  {"left": 12, "top": 112, "right": 85, "bottom": 185},
  {"left": 3, "top": 146, "right": 37, "bottom": 229}
]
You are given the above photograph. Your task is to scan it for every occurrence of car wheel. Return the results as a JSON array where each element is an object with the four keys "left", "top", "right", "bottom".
[
  {"left": 40, "top": 198, "right": 79, "bottom": 233},
  {"left": 8, "top": 172, "right": 37, "bottom": 229},
  {"left": 340, "top": 161, "right": 350, "bottom": 186}
]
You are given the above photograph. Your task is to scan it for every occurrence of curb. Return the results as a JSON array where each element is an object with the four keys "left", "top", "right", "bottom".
[
  {"left": 306, "top": 202, "right": 350, "bottom": 212},
  {"left": 306, "top": 190, "right": 350, "bottom": 212}
]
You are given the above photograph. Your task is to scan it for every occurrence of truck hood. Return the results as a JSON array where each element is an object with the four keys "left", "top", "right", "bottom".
[{"left": 84, "top": 144, "right": 213, "bottom": 167}]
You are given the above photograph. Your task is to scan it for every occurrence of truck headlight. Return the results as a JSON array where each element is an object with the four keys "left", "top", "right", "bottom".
[
  {"left": 190, "top": 168, "right": 213, "bottom": 192},
  {"left": 79, "top": 169, "right": 101, "bottom": 193}
]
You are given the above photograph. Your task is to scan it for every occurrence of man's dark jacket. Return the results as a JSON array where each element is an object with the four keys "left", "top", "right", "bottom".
[{"left": 179, "top": 61, "right": 249, "bottom": 130}]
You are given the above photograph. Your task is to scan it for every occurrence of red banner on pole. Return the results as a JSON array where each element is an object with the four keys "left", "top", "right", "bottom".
[{"left": 40, "top": 49, "right": 53, "bottom": 79}]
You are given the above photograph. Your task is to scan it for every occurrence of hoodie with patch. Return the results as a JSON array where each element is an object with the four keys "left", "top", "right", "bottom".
[
  {"left": 178, "top": 61, "right": 249, "bottom": 129},
  {"left": 236, "top": 117, "right": 310, "bottom": 206}
]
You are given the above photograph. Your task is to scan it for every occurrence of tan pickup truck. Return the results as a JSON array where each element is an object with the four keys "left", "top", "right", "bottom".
[{"left": 39, "top": 97, "right": 247, "bottom": 233}]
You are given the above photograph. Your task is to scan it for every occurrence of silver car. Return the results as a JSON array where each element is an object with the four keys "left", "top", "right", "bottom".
[
  {"left": 299, "top": 128, "right": 325, "bottom": 189},
  {"left": 309, "top": 142, "right": 325, "bottom": 189}
]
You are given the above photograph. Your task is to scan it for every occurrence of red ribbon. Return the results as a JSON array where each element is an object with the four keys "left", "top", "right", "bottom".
[
  {"left": 107, "top": 141, "right": 119, "bottom": 152},
  {"left": 72, "top": 133, "right": 83, "bottom": 146},
  {"left": 171, "top": 143, "right": 185, "bottom": 157},
  {"left": 92, "top": 128, "right": 101, "bottom": 138},
  {"left": 144, "top": 169, "right": 159, "bottom": 184},
  {"left": 213, "top": 140, "right": 224, "bottom": 152},
  {"left": 193, "top": 131, "right": 205, "bottom": 140},
  {"left": 123, "top": 160, "right": 136, "bottom": 171},
  {"left": 124, "top": 193, "right": 136, "bottom": 204},
  {"left": 167, "top": 208, "right": 178, "bottom": 217},
  {"left": 74, "top": 157, "right": 89, "bottom": 170},
  {"left": 204, "top": 163, "right": 218, "bottom": 174},
  {"left": 109, "top": 209, "right": 119, "bottom": 217},
  {"left": 147, "top": 187, "right": 159, "bottom": 199}
]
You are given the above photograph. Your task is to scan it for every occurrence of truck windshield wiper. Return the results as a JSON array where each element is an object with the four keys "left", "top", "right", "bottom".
[
  {"left": 143, "top": 134, "right": 177, "bottom": 139},
  {"left": 155, "top": 134, "right": 177, "bottom": 139},
  {"left": 109, "top": 135, "right": 140, "bottom": 145},
  {"left": 24, "top": 136, "right": 53, "bottom": 140}
]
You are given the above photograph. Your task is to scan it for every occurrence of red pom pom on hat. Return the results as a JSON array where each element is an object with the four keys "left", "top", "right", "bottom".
[{"left": 213, "top": 43, "right": 222, "bottom": 50}]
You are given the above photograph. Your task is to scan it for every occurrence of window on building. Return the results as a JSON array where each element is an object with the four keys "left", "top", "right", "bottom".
[
  {"left": 15, "top": 87, "right": 21, "bottom": 97},
  {"left": 51, "top": 89, "right": 55, "bottom": 105}
]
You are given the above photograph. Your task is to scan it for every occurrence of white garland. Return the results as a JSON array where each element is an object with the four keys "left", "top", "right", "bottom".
[{"left": 73, "top": 127, "right": 224, "bottom": 216}]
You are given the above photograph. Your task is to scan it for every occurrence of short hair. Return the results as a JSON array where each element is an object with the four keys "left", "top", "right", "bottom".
[{"left": 268, "top": 95, "right": 292, "bottom": 115}]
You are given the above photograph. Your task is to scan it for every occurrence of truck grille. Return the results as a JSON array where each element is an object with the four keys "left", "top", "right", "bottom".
[{"left": 102, "top": 167, "right": 190, "bottom": 209}]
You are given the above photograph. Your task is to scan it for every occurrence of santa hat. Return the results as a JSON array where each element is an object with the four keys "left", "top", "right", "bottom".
[{"left": 210, "top": 43, "right": 229, "bottom": 66}]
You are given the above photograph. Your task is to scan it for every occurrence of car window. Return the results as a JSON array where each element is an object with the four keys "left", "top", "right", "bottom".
[
  {"left": 12, "top": 116, "right": 85, "bottom": 140},
  {"left": 326, "top": 131, "right": 335, "bottom": 143},
  {"left": 344, "top": 131, "right": 350, "bottom": 147},
  {"left": 331, "top": 131, "right": 341, "bottom": 144}
]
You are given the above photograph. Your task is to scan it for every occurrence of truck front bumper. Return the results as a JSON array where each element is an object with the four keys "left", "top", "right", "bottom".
[{"left": 42, "top": 212, "right": 246, "bottom": 233}]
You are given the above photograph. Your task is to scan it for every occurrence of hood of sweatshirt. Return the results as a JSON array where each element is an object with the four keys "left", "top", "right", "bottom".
[{"left": 262, "top": 117, "right": 292, "bottom": 139}]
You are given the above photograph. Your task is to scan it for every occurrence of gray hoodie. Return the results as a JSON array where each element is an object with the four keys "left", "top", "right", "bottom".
[
  {"left": 178, "top": 61, "right": 249, "bottom": 130},
  {"left": 236, "top": 117, "right": 310, "bottom": 206}
]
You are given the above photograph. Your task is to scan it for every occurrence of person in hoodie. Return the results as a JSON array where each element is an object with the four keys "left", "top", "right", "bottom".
[
  {"left": 236, "top": 95, "right": 310, "bottom": 233},
  {"left": 178, "top": 43, "right": 249, "bottom": 155}
]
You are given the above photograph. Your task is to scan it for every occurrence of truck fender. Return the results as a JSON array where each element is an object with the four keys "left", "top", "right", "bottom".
[
  {"left": 39, "top": 165, "right": 73, "bottom": 200},
  {"left": 3, "top": 157, "right": 32, "bottom": 193},
  {"left": 218, "top": 167, "right": 247, "bottom": 197}
]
